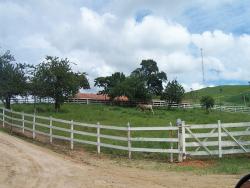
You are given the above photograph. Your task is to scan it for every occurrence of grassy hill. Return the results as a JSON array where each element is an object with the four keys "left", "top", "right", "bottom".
[{"left": 184, "top": 85, "right": 250, "bottom": 106}]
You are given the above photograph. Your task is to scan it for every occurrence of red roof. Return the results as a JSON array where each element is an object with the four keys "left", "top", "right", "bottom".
[{"left": 74, "top": 93, "right": 128, "bottom": 101}]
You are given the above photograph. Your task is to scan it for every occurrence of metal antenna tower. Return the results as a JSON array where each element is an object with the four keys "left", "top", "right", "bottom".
[{"left": 200, "top": 48, "right": 205, "bottom": 84}]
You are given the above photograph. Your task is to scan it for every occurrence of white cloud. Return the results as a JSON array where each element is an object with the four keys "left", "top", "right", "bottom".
[{"left": 0, "top": 0, "right": 249, "bottom": 93}]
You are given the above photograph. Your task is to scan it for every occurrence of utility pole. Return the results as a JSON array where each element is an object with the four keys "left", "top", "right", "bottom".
[{"left": 200, "top": 48, "right": 205, "bottom": 85}]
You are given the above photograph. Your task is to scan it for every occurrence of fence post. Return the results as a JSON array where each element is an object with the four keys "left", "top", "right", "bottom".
[
  {"left": 33, "top": 113, "right": 36, "bottom": 139},
  {"left": 22, "top": 112, "right": 24, "bottom": 134},
  {"left": 127, "top": 122, "right": 131, "bottom": 159},
  {"left": 70, "top": 120, "right": 74, "bottom": 150},
  {"left": 182, "top": 121, "right": 186, "bottom": 160},
  {"left": 218, "top": 120, "right": 222, "bottom": 158},
  {"left": 97, "top": 122, "right": 101, "bottom": 155},
  {"left": 169, "top": 122, "right": 173, "bottom": 163},
  {"left": 2, "top": 108, "right": 5, "bottom": 128},
  {"left": 49, "top": 116, "right": 53, "bottom": 143},
  {"left": 177, "top": 119, "right": 184, "bottom": 162}
]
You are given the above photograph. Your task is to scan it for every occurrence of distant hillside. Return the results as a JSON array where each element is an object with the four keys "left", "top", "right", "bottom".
[{"left": 184, "top": 85, "right": 250, "bottom": 106}]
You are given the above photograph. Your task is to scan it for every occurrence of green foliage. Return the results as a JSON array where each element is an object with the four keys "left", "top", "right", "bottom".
[
  {"left": 0, "top": 50, "right": 29, "bottom": 109},
  {"left": 94, "top": 72, "right": 126, "bottom": 98},
  {"left": 200, "top": 96, "right": 215, "bottom": 112},
  {"left": 94, "top": 59, "right": 167, "bottom": 102},
  {"left": 131, "top": 59, "right": 167, "bottom": 96},
  {"left": 32, "top": 56, "right": 90, "bottom": 111},
  {"left": 113, "top": 76, "right": 151, "bottom": 101},
  {"left": 161, "top": 80, "right": 185, "bottom": 106}
]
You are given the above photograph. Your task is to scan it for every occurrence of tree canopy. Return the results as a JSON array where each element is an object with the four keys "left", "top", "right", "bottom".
[
  {"left": 95, "top": 59, "right": 167, "bottom": 103},
  {"left": 94, "top": 72, "right": 126, "bottom": 99},
  {"left": 0, "top": 50, "right": 29, "bottom": 109},
  {"left": 161, "top": 80, "right": 185, "bottom": 106},
  {"left": 32, "top": 56, "right": 90, "bottom": 111},
  {"left": 131, "top": 59, "right": 167, "bottom": 96},
  {"left": 200, "top": 95, "right": 215, "bottom": 113},
  {"left": 110, "top": 75, "right": 151, "bottom": 102}
]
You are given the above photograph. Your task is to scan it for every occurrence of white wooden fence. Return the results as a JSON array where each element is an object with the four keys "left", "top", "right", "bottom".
[
  {"left": 152, "top": 100, "right": 250, "bottom": 114},
  {"left": 1, "top": 107, "right": 250, "bottom": 162},
  {"left": 184, "top": 121, "right": 250, "bottom": 157},
  {"left": 0, "top": 108, "right": 179, "bottom": 162}
]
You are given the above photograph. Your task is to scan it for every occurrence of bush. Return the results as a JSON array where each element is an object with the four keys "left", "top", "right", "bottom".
[{"left": 200, "top": 96, "right": 215, "bottom": 113}]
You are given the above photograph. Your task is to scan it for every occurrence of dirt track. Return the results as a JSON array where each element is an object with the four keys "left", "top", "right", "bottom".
[{"left": 0, "top": 131, "right": 239, "bottom": 188}]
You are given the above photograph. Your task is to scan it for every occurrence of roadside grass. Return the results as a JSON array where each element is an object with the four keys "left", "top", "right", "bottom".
[
  {"left": 2, "top": 103, "right": 250, "bottom": 175},
  {"left": 125, "top": 155, "right": 250, "bottom": 175}
]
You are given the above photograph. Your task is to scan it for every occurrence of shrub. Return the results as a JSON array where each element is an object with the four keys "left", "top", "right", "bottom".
[{"left": 200, "top": 96, "right": 215, "bottom": 113}]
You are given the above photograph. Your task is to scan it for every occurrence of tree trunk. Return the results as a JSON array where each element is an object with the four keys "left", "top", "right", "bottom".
[
  {"left": 54, "top": 99, "right": 60, "bottom": 112},
  {"left": 5, "top": 96, "right": 11, "bottom": 109}
]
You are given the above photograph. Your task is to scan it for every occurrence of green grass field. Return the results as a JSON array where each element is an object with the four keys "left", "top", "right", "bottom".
[
  {"left": 185, "top": 85, "right": 250, "bottom": 106},
  {"left": 2, "top": 103, "right": 250, "bottom": 175},
  {"left": 11, "top": 103, "right": 250, "bottom": 125}
]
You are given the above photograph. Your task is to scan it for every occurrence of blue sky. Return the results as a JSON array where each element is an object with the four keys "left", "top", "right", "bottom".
[
  {"left": 0, "top": 0, "right": 250, "bottom": 91},
  {"left": 181, "top": 1, "right": 250, "bottom": 35}
]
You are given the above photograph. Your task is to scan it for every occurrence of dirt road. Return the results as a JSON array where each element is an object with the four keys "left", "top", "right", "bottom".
[{"left": 0, "top": 131, "right": 239, "bottom": 188}]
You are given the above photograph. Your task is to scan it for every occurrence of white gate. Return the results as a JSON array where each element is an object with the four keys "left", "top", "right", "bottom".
[{"left": 181, "top": 121, "right": 250, "bottom": 159}]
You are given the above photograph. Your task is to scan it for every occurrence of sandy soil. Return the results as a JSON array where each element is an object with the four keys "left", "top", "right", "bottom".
[{"left": 0, "top": 131, "right": 240, "bottom": 188}]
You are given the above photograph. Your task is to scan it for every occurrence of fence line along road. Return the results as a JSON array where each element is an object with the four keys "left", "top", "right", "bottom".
[{"left": 1, "top": 107, "right": 250, "bottom": 162}]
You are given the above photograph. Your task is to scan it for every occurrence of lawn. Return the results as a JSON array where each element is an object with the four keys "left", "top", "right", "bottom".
[{"left": 11, "top": 103, "right": 250, "bottom": 126}]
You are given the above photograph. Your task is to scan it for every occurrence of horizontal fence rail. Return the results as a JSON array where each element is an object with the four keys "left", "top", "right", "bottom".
[
  {"left": 1, "top": 107, "right": 250, "bottom": 162},
  {"left": 0, "top": 108, "right": 179, "bottom": 162}
]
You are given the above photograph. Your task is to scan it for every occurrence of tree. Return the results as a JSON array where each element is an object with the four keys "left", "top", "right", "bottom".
[
  {"left": 131, "top": 59, "right": 167, "bottom": 96},
  {"left": 161, "top": 80, "right": 185, "bottom": 107},
  {"left": 0, "top": 50, "right": 29, "bottom": 109},
  {"left": 110, "top": 76, "right": 151, "bottom": 102},
  {"left": 94, "top": 72, "right": 126, "bottom": 99},
  {"left": 200, "top": 96, "right": 215, "bottom": 113},
  {"left": 33, "top": 56, "right": 90, "bottom": 111}
]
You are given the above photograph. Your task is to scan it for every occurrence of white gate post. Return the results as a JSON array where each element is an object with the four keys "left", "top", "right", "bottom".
[
  {"left": 49, "top": 116, "right": 53, "bottom": 143},
  {"left": 177, "top": 119, "right": 184, "bottom": 162},
  {"left": 2, "top": 108, "right": 5, "bottom": 128},
  {"left": 70, "top": 120, "right": 74, "bottom": 150},
  {"left": 97, "top": 122, "right": 101, "bottom": 155},
  {"left": 169, "top": 122, "right": 173, "bottom": 163},
  {"left": 182, "top": 121, "right": 186, "bottom": 160},
  {"left": 32, "top": 113, "right": 36, "bottom": 139},
  {"left": 127, "top": 122, "right": 131, "bottom": 159},
  {"left": 22, "top": 112, "right": 24, "bottom": 134},
  {"left": 218, "top": 120, "right": 222, "bottom": 158}
]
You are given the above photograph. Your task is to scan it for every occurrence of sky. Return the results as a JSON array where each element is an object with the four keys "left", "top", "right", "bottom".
[{"left": 1, "top": 0, "right": 250, "bottom": 92}]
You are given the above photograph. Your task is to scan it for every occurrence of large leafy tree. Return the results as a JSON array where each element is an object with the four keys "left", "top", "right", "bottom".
[
  {"left": 161, "top": 80, "right": 185, "bottom": 107},
  {"left": 0, "top": 50, "right": 29, "bottom": 109},
  {"left": 94, "top": 72, "right": 126, "bottom": 98},
  {"left": 110, "top": 76, "right": 151, "bottom": 102},
  {"left": 33, "top": 56, "right": 90, "bottom": 111},
  {"left": 131, "top": 59, "right": 167, "bottom": 96}
]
